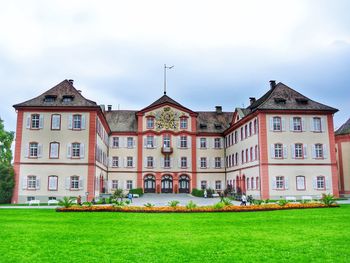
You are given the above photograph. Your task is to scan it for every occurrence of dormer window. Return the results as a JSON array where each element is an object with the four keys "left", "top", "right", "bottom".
[
  {"left": 274, "top": 98, "right": 286, "bottom": 104},
  {"left": 44, "top": 95, "right": 57, "bottom": 102},
  {"left": 296, "top": 98, "right": 308, "bottom": 104},
  {"left": 200, "top": 123, "right": 207, "bottom": 129},
  {"left": 62, "top": 95, "right": 74, "bottom": 103},
  {"left": 214, "top": 124, "right": 222, "bottom": 129}
]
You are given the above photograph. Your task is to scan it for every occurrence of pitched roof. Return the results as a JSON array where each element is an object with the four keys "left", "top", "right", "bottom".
[
  {"left": 140, "top": 94, "right": 194, "bottom": 113},
  {"left": 104, "top": 110, "right": 137, "bottom": 132},
  {"left": 196, "top": 111, "right": 233, "bottom": 133},
  {"left": 13, "top": 80, "right": 98, "bottom": 108},
  {"left": 336, "top": 118, "right": 350, "bottom": 135},
  {"left": 247, "top": 82, "right": 338, "bottom": 113}
]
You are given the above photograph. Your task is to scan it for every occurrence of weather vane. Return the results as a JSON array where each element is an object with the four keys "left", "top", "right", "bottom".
[{"left": 164, "top": 64, "right": 174, "bottom": 95}]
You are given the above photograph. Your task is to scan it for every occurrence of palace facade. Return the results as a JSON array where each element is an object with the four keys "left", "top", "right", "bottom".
[{"left": 12, "top": 79, "right": 339, "bottom": 203}]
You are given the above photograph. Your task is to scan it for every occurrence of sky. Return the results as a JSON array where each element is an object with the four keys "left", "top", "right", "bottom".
[{"left": 0, "top": 0, "right": 349, "bottom": 132}]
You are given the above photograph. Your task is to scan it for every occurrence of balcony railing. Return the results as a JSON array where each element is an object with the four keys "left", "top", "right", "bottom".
[{"left": 161, "top": 146, "right": 173, "bottom": 154}]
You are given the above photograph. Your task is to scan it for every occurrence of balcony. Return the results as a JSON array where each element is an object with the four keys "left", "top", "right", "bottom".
[{"left": 161, "top": 146, "right": 173, "bottom": 154}]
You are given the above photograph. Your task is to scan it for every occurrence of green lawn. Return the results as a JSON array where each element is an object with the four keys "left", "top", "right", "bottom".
[{"left": 0, "top": 206, "right": 350, "bottom": 263}]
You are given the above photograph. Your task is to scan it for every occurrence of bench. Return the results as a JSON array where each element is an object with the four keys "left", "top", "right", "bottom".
[
  {"left": 212, "top": 193, "right": 220, "bottom": 198},
  {"left": 302, "top": 196, "right": 313, "bottom": 202},
  {"left": 29, "top": 200, "right": 40, "bottom": 206},
  {"left": 132, "top": 194, "right": 139, "bottom": 198},
  {"left": 48, "top": 200, "right": 59, "bottom": 205},
  {"left": 285, "top": 196, "right": 297, "bottom": 202}
]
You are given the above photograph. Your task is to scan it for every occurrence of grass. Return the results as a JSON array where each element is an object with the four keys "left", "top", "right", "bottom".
[{"left": 0, "top": 206, "right": 350, "bottom": 262}]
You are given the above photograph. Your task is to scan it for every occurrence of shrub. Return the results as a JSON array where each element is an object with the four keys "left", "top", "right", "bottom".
[
  {"left": 213, "top": 202, "right": 225, "bottom": 210},
  {"left": 253, "top": 199, "right": 263, "bottom": 205},
  {"left": 320, "top": 193, "right": 337, "bottom": 206},
  {"left": 247, "top": 195, "right": 254, "bottom": 205},
  {"left": 168, "top": 200, "right": 180, "bottom": 207},
  {"left": 144, "top": 203, "right": 155, "bottom": 208},
  {"left": 221, "top": 198, "right": 232, "bottom": 206},
  {"left": 191, "top": 188, "right": 204, "bottom": 197},
  {"left": 186, "top": 201, "right": 197, "bottom": 210},
  {"left": 129, "top": 188, "right": 143, "bottom": 196},
  {"left": 207, "top": 188, "right": 215, "bottom": 198},
  {"left": 112, "top": 189, "right": 124, "bottom": 202},
  {"left": 264, "top": 199, "right": 270, "bottom": 204},
  {"left": 83, "top": 202, "right": 92, "bottom": 207},
  {"left": 114, "top": 200, "right": 125, "bottom": 207},
  {"left": 125, "top": 200, "right": 131, "bottom": 205},
  {"left": 58, "top": 197, "right": 74, "bottom": 208},
  {"left": 277, "top": 199, "right": 288, "bottom": 206}
]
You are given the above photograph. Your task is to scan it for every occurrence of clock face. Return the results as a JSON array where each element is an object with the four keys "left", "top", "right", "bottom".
[{"left": 155, "top": 107, "right": 179, "bottom": 131}]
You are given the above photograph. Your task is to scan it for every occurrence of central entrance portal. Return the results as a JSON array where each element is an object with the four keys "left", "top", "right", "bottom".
[
  {"left": 179, "top": 175, "right": 190, "bottom": 193},
  {"left": 161, "top": 175, "right": 173, "bottom": 193},
  {"left": 144, "top": 175, "right": 156, "bottom": 193}
]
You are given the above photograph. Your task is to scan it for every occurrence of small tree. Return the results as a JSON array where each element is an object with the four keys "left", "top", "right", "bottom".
[{"left": 112, "top": 189, "right": 124, "bottom": 202}]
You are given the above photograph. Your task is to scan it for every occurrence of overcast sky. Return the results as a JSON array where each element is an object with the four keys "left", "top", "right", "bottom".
[{"left": 0, "top": 0, "right": 349, "bottom": 132}]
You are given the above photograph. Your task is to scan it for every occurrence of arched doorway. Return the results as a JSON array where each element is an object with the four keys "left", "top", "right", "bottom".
[
  {"left": 144, "top": 175, "right": 156, "bottom": 193},
  {"left": 179, "top": 175, "right": 190, "bottom": 193},
  {"left": 161, "top": 175, "right": 173, "bottom": 193}
]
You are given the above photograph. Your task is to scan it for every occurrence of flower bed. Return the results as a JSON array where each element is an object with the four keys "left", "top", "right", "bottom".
[{"left": 56, "top": 203, "right": 339, "bottom": 213}]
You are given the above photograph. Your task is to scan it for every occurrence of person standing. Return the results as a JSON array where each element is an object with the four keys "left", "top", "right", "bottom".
[
  {"left": 77, "top": 195, "right": 82, "bottom": 206},
  {"left": 241, "top": 193, "right": 247, "bottom": 206},
  {"left": 204, "top": 189, "right": 207, "bottom": 198},
  {"left": 127, "top": 192, "right": 133, "bottom": 203}
]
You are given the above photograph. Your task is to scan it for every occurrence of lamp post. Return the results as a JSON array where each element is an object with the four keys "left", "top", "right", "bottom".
[{"left": 163, "top": 64, "right": 174, "bottom": 95}]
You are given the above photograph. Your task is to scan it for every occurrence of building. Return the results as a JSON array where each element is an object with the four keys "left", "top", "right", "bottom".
[
  {"left": 12, "top": 79, "right": 339, "bottom": 203},
  {"left": 335, "top": 118, "right": 350, "bottom": 197}
]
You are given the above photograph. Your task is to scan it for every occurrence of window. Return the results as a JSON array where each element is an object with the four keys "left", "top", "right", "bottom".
[
  {"left": 73, "top": 114, "right": 82, "bottom": 129},
  {"left": 127, "top": 137, "right": 134, "bottom": 148},
  {"left": 200, "top": 157, "right": 207, "bottom": 168},
  {"left": 127, "top": 157, "right": 133, "bottom": 167},
  {"left": 256, "top": 177, "right": 260, "bottom": 190},
  {"left": 146, "top": 136, "right": 154, "bottom": 148},
  {"left": 215, "top": 180, "right": 222, "bottom": 190},
  {"left": 273, "top": 117, "right": 281, "bottom": 131},
  {"left": 276, "top": 176, "right": 284, "bottom": 189},
  {"left": 234, "top": 131, "right": 238, "bottom": 143},
  {"left": 147, "top": 156, "right": 154, "bottom": 168},
  {"left": 251, "top": 177, "right": 254, "bottom": 190},
  {"left": 201, "top": 181, "right": 207, "bottom": 190},
  {"left": 244, "top": 125, "right": 248, "bottom": 138},
  {"left": 215, "top": 157, "right": 221, "bottom": 168},
  {"left": 214, "top": 138, "right": 221, "bottom": 149},
  {"left": 316, "top": 176, "right": 325, "bottom": 189},
  {"left": 163, "top": 135, "right": 170, "bottom": 148},
  {"left": 112, "top": 137, "right": 119, "bottom": 148},
  {"left": 249, "top": 122, "right": 252, "bottom": 137},
  {"left": 112, "top": 180, "right": 118, "bottom": 189},
  {"left": 315, "top": 144, "right": 323, "bottom": 158},
  {"left": 49, "top": 142, "right": 59, "bottom": 159},
  {"left": 241, "top": 150, "right": 244, "bottom": 164},
  {"left": 180, "top": 117, "right": 188, "bottom": 129},
  {"left": 63, "top": 96, "right": 73, "bottom": 102},
  {"left": 44, "top": 95, "right": 56, "bottom": 102},
  {"left": 27, "top": 196, "right": 35, "bottom": 202},
  {"left": 180, "top": 136, "right": 187, "bottom": 148},
  {"left": 31, "top": 114, "right": 40, "bottom": 129},
  {"left": 293, "top": 117, "right": 302, "bottom": 131},
  {"left": 70, "top": 176, "right": 79, "bottom": 189},
  {"left": 72, "top": 143, "right": 81, "bottom": 158},
  {"left": 250, "top": 147, "right": 253, "bottom": 161},
  {"left": 235, "top": 153, "right": 238, "bottom": 166},
  {"left": 112, "top": 157, "right": 119, "bottom": 167},
  {"left": 51, "top": 114, "right": 61, "bottom": 130},
  {"left": 48, "top": 196, "right": 56, "bottom": 200},
  {"left": 246, "top": 149, "right": 249, "bottom": 162},
  {"left": 296, "top": 176, "right": 305, "bottom": 190},
  {"left": 247, "top": 178, "right": 250, "bottom": 190},
  {"left": 253, "top": 119, "right": 257, "bottom": 134},
  {"left": 295, "top": 144, "right": 303, "bottom": 158},
  {"left": 200, "top": 138, "right": 207, "bottom": 148},
  {"left": 48, "top": 176, "right": 58, "bottom": 191},
  {"left": 146, "top": 117, "right": 154, "bottom": 129},
  {"left": 274, "top": 144, "right": 283, "bottom": 158},
  {"left": 29, "top": 142, "right": 39, "bottom": 158},
  {"left": 27, "top": 176, "right": 37, "bottom": 189},
  {"left": 164, "top": 156, "right": 170, "bottom": 168},
  {"left": 240, "top": 127, "right": 244, "bottom": 140},
  {"left": 126, "top": 180, "right": 133, "bottom": 190},
  {"left": 181, "top": 157, "right": 187, "bottom": 168},
  {"left": 313, "top": 117, "right": 322, "bottom": 132},
  {"left": 255, "top": 145, "right": 258, "bottom": 161}
]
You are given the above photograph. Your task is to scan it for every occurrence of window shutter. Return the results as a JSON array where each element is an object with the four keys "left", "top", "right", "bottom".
[
  {"left": 39, "top": 114, "right": 44, "bottom": 129},
  {"left": 283, "top": 145, "right": 288, "bottom": 159},
  {"left": 153, "top": 158, "right": 157, "bottom": 168},
  {"left": 270, "top": 144, "right": 275, "bottom": 159},
  {"left": 79, "top": 177, "right": 84, "bottom": 190},
  {"left": 36, "top": 178, "right": 40, "bottom": 190},
  {"left": 178, "top": 158, "right": 181, "bottom": 168},
  {"left": 325, "top": 176, "right": 330, "bottom": 190},
  {"left": 133, "top": 139, "right": 136, "bottom": 148},
  {"left": 321, "top": 117, "right": 325, "bottom": 132},
  {"left": 170, "top": 158, "right": 174, "bottom": 168},
  {"left": 197, "top": 158, "right": 201, "bottom": 168},
  {"left": 143, "top": 137, "right": 147, "bottom": 148},
  {"left": 188, "top": 157, "right": 191, "bottom": 168},
  {"left": 108, "top": 180, "right": 112, "bottom": 191},
  {"left": 132, "top": 158, "right": 136, "bottom": 168},
  {"left": 312, "top": 145, "right": 316, "bottom": 159},
  {"left": 269, "top": 117, "right": 273, "bottom": 131},
  {"left": 80, "top": 144, "right": 85, "bottom": 159},
  {"left": 68, "top": 115, "right": 73, "bottom": 129},
  {"left": 67, "top": 144, "right": 72, "bottom": 158},
  {"left": 312, "top": 177, "right": 317, "bottom": 189},
  {"left": 323, "top": 144, "right": 328, "bottom": 159},
  {"left": 301, "top": 118, "right": 306, "bottom": 131},
  {"left": 38, "top": 144, "right": 43, "bottom": 158},
  {"left": 220, "top": 138, "right": 224, "bottom": 148},
  {"left": 144, "top": 157, "right": 147, "bottom": 168},
  {"left": 252, "top": 148, "right": 255, "bottom": 161},
  {"left": 26, "top": 115, "right": 31, "bottom": 129},
  {"left": 284, "top": 177, "right": 289, "bottom": 190},
  {"left": 272, "top": 177, "right": 277, "bottom": 189},
  {"left": 310, "top": 118, "right": 314, "bottom": 132},
  {"left": 81, "top": 115, "right": 86, "bottom": 129},
  {"left": 65, "top": 177, "right": 71, "bottom": 190},
  {"left": 211, "top": 158, "right": 215, "bottom": 168},
  {"left": 188, "top": 137, "right": 192, "bottom": 148},
  {"left": 160, "top": 157, "right": 164, "bottom": 168},
  {"left": 211, "top": 138, "right": 214, "bottom": 149},
  {"left": 303, "top": 144, "right": 308, "bottom": 159},
  {"left": 154, "top": 137, "right": 158, "bottom": 148},
  {"left": 197, "top": 138, "right": 200, "bottom": 148},
  {"left": 221, "top": 158, "right": 224, "bottom": 168},
  {"left": 290, "top": 118, "right": 294, "bottom": 131},
  {"left": 177, "top": 137, "right": 180, "bottom": 148},
  {"left": 22, "top": 176, "right": 28, "bottom": 189},
  {"left": 24, "top": 144, "right": 29, "bottom": 158},
  {"left": 281, "top": 117, "right": 286, "bottom": 131},
  {"left": 291, "top": 144, "right": 295, "bottom": 159}
]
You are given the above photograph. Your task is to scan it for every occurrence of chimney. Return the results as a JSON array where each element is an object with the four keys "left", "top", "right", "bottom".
[
  {"left": 215, "top": 106, "right": 222, "bottom": 114},
  {"left": 68, "top": 79, "right": 74, "bottom": 85},
  {"left": 107, "top": 105, "right": 112, "bottom": 111},
  {"left": 270, "top": 80, "right": 276, "bottom": 89},
  {"left": 249, "top": 97, "right": 256, "bottom": 105}
]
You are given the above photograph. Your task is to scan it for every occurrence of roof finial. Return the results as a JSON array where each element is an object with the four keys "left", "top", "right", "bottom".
[{"left": 164, "top": 64, "right": 174, "bottom": 95}]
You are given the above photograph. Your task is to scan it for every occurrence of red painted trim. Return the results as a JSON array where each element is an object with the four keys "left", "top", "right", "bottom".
[
  {"left": 327, "top": 114, "right": 339, "bottom": 197},
  {"left": 335, "top": 134, "right": 350, "bottom": 143},
  {"left": 258, "top": 113, "right": 269, "bottom": 199},
  {"left": 138, "top": 102, "right": 197, "bottom": 116},
  {"left": 261, "top": 163, "right": 335, "bottom": 166},
  {"left": 110, "top": 131, "right": 138, "bottom": 136},
  {"left": 137, "top": 114, "right": 143, "bottom": 189},
  {"left": 337, "top": 141, "right": 344, "bottom": 193},
  {"left": 96, "top": 111, "right": 111, "bottom": 134},
  {"left": 12, "top": 110, "right": 23, "bottom": 203},
  {"left": 14, "top": 106, "right": 100, "bottom": 112},
  {"left": 191, "top": 116, "right": 197, "bottom": 189},
  {"left": 87, "top": 111, "right": 97, "bottom": 201}
]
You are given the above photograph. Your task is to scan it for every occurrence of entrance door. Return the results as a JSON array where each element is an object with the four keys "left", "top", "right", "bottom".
[
  {"left": 161, "top": 175, "right": 173, "bottom": 193},
  {"left": 144, "top": 175, "right": 156, "bottom": 193},
  {"left": 179, "top": 175, "right": 190, "bottom": 193}
]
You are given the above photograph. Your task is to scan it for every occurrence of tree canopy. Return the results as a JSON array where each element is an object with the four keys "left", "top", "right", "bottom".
[{"left": 0, "top": 118, "right": 14, "bottom": 165}]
